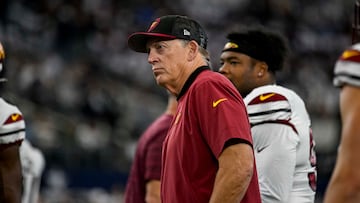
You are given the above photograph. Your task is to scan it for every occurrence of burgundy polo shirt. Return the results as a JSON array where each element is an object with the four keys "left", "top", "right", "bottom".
[
  {"left": 125, "top": 113, "right": 174, "bottom": 203},
  {"left": 161, "top": 66, "right": 261, "bottom": 203}
]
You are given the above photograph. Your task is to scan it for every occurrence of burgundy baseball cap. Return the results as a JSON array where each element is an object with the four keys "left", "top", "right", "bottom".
[{"left": 128, "top": 15, "right": 208, "bottom": 53}]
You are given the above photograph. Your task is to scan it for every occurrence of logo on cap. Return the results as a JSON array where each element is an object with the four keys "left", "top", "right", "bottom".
[
  {"left": 183, "top": 29, "right": 190, "bottom": 36},
  {"left": 148, "top": 18, "right": 161, "bottom": 32},
  {"left": 224, "top": 42, "right": 239, "bottom": 50}
]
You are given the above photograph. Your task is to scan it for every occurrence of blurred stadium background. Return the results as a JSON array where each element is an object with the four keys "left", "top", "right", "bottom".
[{"left": 0, "top": 0, "right": 354, "bottom": 202}]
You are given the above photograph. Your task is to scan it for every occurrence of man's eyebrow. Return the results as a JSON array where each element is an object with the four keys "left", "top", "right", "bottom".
[
  {"left": 222, "top": 56, "right": 240, "bottom": 61},
  {"left": 147, "top": 39, "right": 168, "bottom": 48},
  {"left": 146, "top": 39, "right": 159, "bottom": 48}
]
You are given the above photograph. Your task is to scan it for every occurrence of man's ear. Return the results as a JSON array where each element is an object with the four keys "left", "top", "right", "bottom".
[
  {"left": 257, "top": 62, "right": 268, "bottom": 77},
  {"left": 187, "top": 40, "right": 199, "bottom": 61}
]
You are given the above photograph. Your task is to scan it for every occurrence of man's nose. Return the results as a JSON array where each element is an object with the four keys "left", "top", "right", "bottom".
[
  {"left": 218, "top": 65, "right": 227, "bottom": 74},
  {"left": 148, "top": 50, "right": 156, "bottom": 65}
]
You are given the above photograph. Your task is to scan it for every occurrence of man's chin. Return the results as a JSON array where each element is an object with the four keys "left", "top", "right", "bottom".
[
  {"left": 154, "top": 74, "right": 165, "bottom": 83},
  {"left": 155, "top": 77, "right": 165, "bottom": 87}
]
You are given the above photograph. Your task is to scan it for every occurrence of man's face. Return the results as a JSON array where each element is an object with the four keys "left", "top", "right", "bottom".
[
  {"left": 219, "top": 51, "right": 258, "bottom": 97},
  {"left": 146, "top": 39, "right": 189, "bottom": 92}
]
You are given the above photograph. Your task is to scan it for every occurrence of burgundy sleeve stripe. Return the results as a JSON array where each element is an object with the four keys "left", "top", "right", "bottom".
[
  {"left": 248, "top": 93, "right": 287, "bottom": 105},
  {"left": 248, "top": 108, "right": 291, "bottom": 117},
  {"left": 0, "top": 128, "right": 25, "bottom": 137},
  {"left": 251, "top": 120, "right": 298, "bottom": 134},
  {"left": 339, "top": 49, "right": 360, "bottom": 62},
  {"left": 3, "top": 114, "right": 23, "bottom": 124}
]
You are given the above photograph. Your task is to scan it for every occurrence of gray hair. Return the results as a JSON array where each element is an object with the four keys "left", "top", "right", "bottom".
[{"left": 180, "top": 39, "right": 210, "bottom": 67}]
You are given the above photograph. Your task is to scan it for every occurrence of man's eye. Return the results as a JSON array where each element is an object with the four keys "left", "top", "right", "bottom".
[
  {"left": 155, "top": 44, "right": 163, "bottom": 49},
  {"left": 229, "top": 61, "right": 241, "bottom": 66}
]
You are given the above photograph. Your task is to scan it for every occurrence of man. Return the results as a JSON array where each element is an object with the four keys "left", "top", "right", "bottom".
[
  {"left": 124, "top": 93, "right": 177, "bottom": 203},
  {"left": 128, "top": 15, "right": 261, "bottom": 203},
  {"left": 323, "top": 44, "right": 360, "bottom": 203},
  {"left": 219, "top": 27, "right": 317, "bottom": 203},
  {"left": 323, "top": 1, "right": 360, "bottom": 202},
  {"left": 0, "top": 41, "right": 25, "bottom": 202}
]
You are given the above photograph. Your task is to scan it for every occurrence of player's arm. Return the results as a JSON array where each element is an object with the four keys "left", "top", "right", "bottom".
[
  {"left": 145, "top": 180, "right": 161, "bottom": 203},
  {"left": 0, "top": 142, "right": 22, "bottom": 203},
  {"left": 144, "top": 127, "right": 165, "bottom": 203},
  {"left": 209, "top": 142, "right": 254, "bottom": 203},
  {"left": 324, "top": 85, "right": 360, "bottom": 203}
]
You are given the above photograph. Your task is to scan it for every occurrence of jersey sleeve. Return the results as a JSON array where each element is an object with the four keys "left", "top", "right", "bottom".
[
  {"left": 333, "top": 44, "right": 360, "bottom": 88},
  {"left": 0, "top": 103, "right": 25, "bottom": 145},
  {"left": 245, "top": 91, "right": 300, "bottom": 134}
]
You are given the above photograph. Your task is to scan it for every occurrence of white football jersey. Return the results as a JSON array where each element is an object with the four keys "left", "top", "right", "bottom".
[
  {"left": 1, "top": 97, "right": 44, "bottom": 203},
  {"left": 334, "top": 43, "right": 360, "bottom": 87},
  {"left": 0, "top": 97, "right": 25, "bottom": 144},
  {"left": 244, "top": 85, "right": 317, "bottom": 203}
]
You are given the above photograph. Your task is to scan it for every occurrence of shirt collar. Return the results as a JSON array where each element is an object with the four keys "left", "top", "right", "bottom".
[{"left": 177, "top": 66, "right": 210, "bottom": 100}]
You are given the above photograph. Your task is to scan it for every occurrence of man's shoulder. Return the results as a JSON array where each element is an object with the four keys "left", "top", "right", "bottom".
[
  {"left": 140, "top": 114, "right": 173, "bottom": 142},
  {"left": 197, "top": 69, "right": 221, "bottom": 78},
  {"left": 244, "top": 85, "right": 309, "bottom": 124},
  {"left": 0, "top": 97, "right": 25, "bottom": 145},
  {"left": 0, "top": 98, "right": 22, "bottom": 119},
  {"left": 245, "top": 85, "right": 302, "bottom": 104},
  {"left": 196, "top": 70, "right": 234, "bottom": 86},
  {"left": 334, "top": 44, "right": 360, "bottom": 87}
]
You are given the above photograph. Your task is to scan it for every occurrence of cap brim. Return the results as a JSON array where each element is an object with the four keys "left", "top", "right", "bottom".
[{"left": 128, "top": 32, "right": 177, "bottom": 53}]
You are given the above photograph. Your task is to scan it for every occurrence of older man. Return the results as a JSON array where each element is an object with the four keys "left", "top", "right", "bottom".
[{"left": 127, "top": 15, "right": 261, "bottom": 203}]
